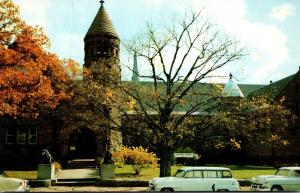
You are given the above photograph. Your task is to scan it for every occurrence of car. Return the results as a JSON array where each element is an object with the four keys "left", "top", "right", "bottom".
[
  {"left": 0, "top": 171, "right": 30, "bottom": 192},
  {"left": 149, "top": 166, "right": 240, "bottom": 191},
  {"left": 251, "top": 166, "right": 300, "bottom": 191}
]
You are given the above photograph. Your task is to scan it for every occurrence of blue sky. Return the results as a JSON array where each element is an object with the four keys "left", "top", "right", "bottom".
[{"left": 12, "top": 0, "right": 300, "bottom": 84}]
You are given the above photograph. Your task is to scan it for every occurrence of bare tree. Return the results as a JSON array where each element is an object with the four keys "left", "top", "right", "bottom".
[{"left": 121, "top": 10, "right": 244, "bottom": 177}]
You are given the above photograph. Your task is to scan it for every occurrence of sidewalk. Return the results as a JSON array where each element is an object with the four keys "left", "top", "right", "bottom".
[{"left": 56, "top": 168, "right": 99, "bottom": 179}]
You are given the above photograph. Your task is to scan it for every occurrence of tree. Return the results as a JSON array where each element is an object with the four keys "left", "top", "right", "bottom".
[
  {"left": 120, "top": 11, "right": 244, "bottom": 176},
  {"left": 58, "top": 58, "right": 123, "bottom": 159},
  {"left": 194, "top": 96, "right": 293, "bottom": 164},
  {"left": 0, "top": 0, "right": 72, "bottom": 118}
]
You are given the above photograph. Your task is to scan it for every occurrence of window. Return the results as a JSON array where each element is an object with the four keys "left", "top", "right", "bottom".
[
  {"left": 174, "top": 169, "right": 185, "bottom": 177},
  {"left": 184, "top": 171, "right": 194, "bottom": 178},
  {"left": 28, "top": 128, "right": 37, "bottom": 144},
  {"left": 276, "top": 169, "right": 290, "bottom": 176},
  {"left": 89, "top": 47, "right": 95, "bottom": 56},
  {"left": 6, "top": 128, "right": 16, "bottom": 144},
  {"left": 220, "top": 170, "right": 232, "bottom": 178},
  {"left": 292, "top": 170, "right": 300, "bottom": 177},
  {"left": 193, "top": 170, "right": 203, "bottom": 178},
  {"left": 203, "top": 170, "right": 217, "bottom": 178},
  {"left": 5, "top": 127, "right": 37, "bottom": 145},
  {"left": 17, "top": 128, "right": 26, "bottom": 144}
]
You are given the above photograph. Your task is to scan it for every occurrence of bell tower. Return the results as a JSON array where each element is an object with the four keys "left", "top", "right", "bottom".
[
  {"left": 84, "top": 0, "right": 120, "bottom": 68},
  {"left": 83, "top": 0, "right": 122, "bottom": 162}
]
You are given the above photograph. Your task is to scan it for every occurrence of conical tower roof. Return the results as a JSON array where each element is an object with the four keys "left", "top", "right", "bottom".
[
  {"left": 85, "top": 2, "right": 119, "bottom": 39},
  {"left": 222, "top": 74, "right": 244, "bottom": 98}
]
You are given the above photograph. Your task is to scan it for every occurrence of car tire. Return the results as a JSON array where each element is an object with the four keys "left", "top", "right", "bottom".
[
  {"left": 161, "top": 188, "right": 174, "bottom": 192},
  {"left": 271, "top": 186, "right": 283, "bottom": 192}
]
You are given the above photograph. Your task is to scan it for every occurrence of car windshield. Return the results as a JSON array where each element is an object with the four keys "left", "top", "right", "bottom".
[
  {"left": 292, "top": 170, "right": 300, "bottom": 177},
  {"left": 275, "top": 169, "right": 290, "bottom": 176},
  {"left": 174, "top": 169, "right": 186, "bottom": 177},
  {"left": 0, "top": 171, "right": 8, "bottom": 177}
]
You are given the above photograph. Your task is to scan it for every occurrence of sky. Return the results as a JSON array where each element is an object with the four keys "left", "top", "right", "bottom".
[{"left": 12, "top": 0, "right": 300, "bottom": 85}]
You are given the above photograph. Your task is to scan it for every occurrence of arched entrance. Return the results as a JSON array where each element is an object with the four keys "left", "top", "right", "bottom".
[{"left": 69, "top": 128, "right": 97, "bottom": 159}]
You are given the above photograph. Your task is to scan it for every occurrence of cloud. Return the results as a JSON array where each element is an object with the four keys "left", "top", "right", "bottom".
[
  {"left": 11, "top": 0, "right": 291, "bottom": 84},
  {"left": 188, "top": 0, "right": 289, "bottom": 84},
  {"left": 13, "top": 0, "right": 50, "bottom": 28},
  {"left": 270, "top": 3, "right": 295, "bottom": 21}
]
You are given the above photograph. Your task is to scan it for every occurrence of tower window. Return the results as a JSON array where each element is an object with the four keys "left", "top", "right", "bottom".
[
  {"left": 89, "top": 47, "right": 95, "bottom": 56},
  {"left": 97, "top": 47, "right": 101, "bottom": 54}
]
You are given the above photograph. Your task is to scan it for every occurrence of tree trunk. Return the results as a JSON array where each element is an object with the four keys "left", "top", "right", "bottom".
[{"left": 159, "top": 151, "right": 172, "bottom": 177}]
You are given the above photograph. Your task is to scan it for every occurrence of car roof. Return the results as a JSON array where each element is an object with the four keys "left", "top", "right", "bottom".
[
  {"left": 178, "top": 166, "right": 231, "bottom": 171},
  {"left": 279, "top": 166, "right": 300, "bottom": 170}
]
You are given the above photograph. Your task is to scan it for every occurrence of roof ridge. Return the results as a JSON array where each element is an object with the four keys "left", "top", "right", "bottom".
[{"left": 247, "top": 73, "right": 297, "bottom": 99}]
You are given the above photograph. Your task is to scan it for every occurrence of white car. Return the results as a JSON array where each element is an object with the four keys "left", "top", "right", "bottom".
[
  {"left": 149, "top": 166, "right": 240, "bottom": 191},
  {"left": 0, "top": 171, "right": 30, "bottom": 192},
  {"left": 251, "top": 166, "right": 300, "bottom": 191}
]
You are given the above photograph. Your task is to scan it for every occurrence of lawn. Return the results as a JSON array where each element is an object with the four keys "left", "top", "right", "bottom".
[
  {"left": 4, "top": 164, "right": 277, "bottom": 180},
  {"left": 115, "top": 164, "right": 276, "bottom": 180}
]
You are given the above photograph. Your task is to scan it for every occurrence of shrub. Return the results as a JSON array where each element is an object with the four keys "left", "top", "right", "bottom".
[
  {"left": 112, "top": 146, "right": 158, "bottom": 175},
  {"left": 54, "top": 162, "right": 62, "bottom": 173}
]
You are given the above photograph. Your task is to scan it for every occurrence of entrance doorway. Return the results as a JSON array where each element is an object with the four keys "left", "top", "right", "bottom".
[{"left": 69, "top": 128, "right": 97, "bottom": 159}]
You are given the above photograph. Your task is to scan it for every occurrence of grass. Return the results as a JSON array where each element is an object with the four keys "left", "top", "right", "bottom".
[
  {"left": 4, "top": 171, "right": 37, "bottom": 180},
  {"left": 115, "top": 164, "right": 277, "bottom": 180},
  {"left": 3, "top": 164, "right": 277, "bottom": 181}
]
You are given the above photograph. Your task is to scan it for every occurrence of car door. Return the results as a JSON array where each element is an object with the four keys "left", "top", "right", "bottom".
[
  {"left": 182, "top": 170, "right": 204, "bottom": 191},
  {"left": 202, "top": 170, "right": 218, "bottom": 191},
  {"left": 286, "top": 170, "right": 300, "bottom": 191}
]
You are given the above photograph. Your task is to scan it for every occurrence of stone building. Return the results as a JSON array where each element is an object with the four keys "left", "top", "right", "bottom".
[
  {"left": 0, "top": 1, "right": 121, "bottom": 168},
  {"left": 0, "top": 1, "right": 299, "bottom": 168}
]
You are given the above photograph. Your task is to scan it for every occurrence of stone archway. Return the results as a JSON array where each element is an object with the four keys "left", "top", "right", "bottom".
[{"left": 69, "top": 128, "right": 97, "bottom": 159}]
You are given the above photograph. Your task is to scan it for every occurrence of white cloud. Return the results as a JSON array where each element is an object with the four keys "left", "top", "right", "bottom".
[
  {"left": 11, "top": 0, "right": 291, "bottom": 84},
  {"left": 187, "top": 0, "right": 289, "bottom": 84},
  {"left": 13, "top": 0, "right": 50, "bottom": 28},
  {"left": 270, "top": 3, "right": 295, "bottom": 21}
]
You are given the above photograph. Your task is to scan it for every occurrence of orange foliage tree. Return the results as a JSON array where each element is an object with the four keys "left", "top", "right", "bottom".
[{"left": 0, "top": 0, "right": 73, "bottom": 118}]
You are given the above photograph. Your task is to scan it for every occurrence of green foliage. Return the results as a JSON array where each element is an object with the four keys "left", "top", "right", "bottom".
[{"left": 197, "top": 96, "right": 294, "bottom": 155}]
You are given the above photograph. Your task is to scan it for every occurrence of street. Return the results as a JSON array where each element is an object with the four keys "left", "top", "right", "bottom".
[{"left": 30, "top": 186, "right": 251, "bottom": 192}]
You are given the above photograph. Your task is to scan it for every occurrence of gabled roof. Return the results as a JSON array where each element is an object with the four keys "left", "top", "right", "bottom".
[
  {"left": 247, "top": 73, "right": 296, "bottom": 100},
  {"left": 85, "top": 3, "right": 119, "bottom": 39},
  {"left": 122, "top": 81, "right": 265, "bottom": 112}
]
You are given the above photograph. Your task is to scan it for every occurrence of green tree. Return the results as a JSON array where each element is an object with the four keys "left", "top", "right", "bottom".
[{"left": 195, "top": 96, "right": 293, "bottom": 164}]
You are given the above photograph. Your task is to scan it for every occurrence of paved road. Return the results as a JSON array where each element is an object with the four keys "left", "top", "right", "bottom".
[
  {"left": 31, "top": 186, "right": 148, "bottom": 192},
  {"left": 31, "top": 186, "right": 251, "bottom": 192}
]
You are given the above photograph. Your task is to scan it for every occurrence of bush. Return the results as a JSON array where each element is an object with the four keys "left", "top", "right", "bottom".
[
  {"left": 54, "top": 162, "right": 62, "bottom": 173},
  {"left": 112, "top": 146, "right": 158, "bottom": 175}
]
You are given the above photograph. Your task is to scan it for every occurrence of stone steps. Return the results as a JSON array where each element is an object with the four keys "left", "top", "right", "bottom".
[
  {"left": 55, "top": 178, "right": 97, "bottom": 186},
  {"left": 67, "top": 159, "right": 97, "bottom": 169}
]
